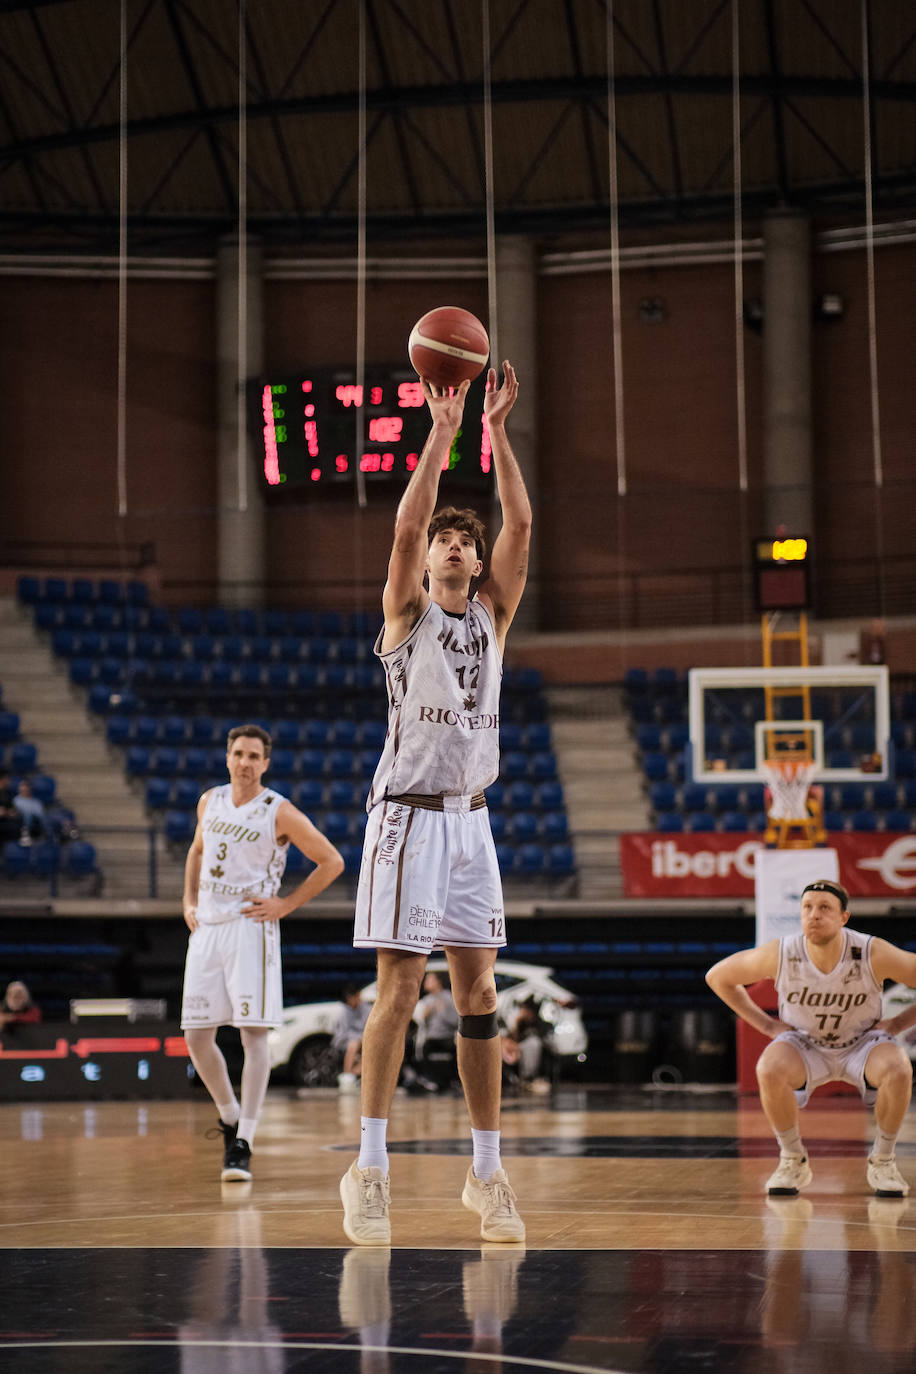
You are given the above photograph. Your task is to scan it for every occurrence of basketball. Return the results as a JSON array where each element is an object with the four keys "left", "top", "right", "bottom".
[{"left": 407, "top": 306, "right": 490, "bottom": 388}]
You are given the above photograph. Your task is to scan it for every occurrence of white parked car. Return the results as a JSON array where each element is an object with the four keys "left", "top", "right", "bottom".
[
  {"left": 268, "top": 958, "right": 588, "bottom": 1086},
  {"left": 882, "top": 982, "right": 916, "bottom": 1062}
]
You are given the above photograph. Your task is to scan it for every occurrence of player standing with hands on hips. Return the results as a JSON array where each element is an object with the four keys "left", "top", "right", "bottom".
[
  {"left": 706, "top": 878, "right": 916, "bottom": 1198},
  {"left": 340, "top": 361, "right": 531, "bottom": 1245},
  {"left": 181, "top": 724, "right": 344, "bottom": 1181}
]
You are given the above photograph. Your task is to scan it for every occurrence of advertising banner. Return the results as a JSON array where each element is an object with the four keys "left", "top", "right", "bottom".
[{"left": 620, "top": 831, "right": 916, "bottom": 899}]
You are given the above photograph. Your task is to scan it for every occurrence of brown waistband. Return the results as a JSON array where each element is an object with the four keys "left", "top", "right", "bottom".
[{"left": 387, "top": 791, "right": 487, "bottom": 812}]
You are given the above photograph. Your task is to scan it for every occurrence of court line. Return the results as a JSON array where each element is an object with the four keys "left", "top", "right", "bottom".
[{"left": 0, "top": 1339, "right": 624, "bottom": 1373}]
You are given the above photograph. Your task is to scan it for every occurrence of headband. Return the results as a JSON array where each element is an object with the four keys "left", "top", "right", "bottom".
[{"left": 801, "top": 880, "right": 848, "bottom": 907}]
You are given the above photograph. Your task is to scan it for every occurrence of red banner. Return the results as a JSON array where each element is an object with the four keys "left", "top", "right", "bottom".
[{"left": 620, "top": 831, "right": 916, "bottom": 898}]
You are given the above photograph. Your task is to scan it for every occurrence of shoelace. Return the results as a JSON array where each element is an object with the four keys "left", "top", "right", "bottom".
[
  {"left": 480, "top": 1178, "right": 518, "bottom": 1216},
  {"left": 360, "top": 1174, "right": 390, "bottom": 1216}
]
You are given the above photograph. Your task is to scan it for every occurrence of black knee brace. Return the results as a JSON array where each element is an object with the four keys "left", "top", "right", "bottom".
[{"left": 458, "top": 1011, "right": 499, "bottom": 1040}]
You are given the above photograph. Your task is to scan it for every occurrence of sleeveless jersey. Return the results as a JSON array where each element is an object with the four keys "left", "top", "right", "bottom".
[
  {"left": 196, "top": 785, "right": 289, "bottom": 924},
  {"left": 367, "top": 597, "right": 502, "bottom": 805},
  {"left": 774, "top": 927, "right": 883, "bottom": 1048}
]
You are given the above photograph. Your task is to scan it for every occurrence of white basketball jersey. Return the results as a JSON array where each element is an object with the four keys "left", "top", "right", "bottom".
[
  {"left": 367, "top": 597, "right": 502, "bottom": 805},
  {"left": 775, "top": 927, "right": 883, "bottom": 1048},
  {"left": 196, "top": 785, "right": 289, "bottom": 924}
]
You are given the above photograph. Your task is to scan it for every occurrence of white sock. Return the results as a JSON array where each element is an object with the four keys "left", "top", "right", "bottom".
[
  {"left": 218, "top": 1102, "right": 240, "bottom": 1126},
  {"left": 776, "top": 1125, "right": 804, "bottom": 1157},
  {"left": 873, "top": 1129, "right": 898, "bottom": 1160},
  {"left": 237, "top": 1118, "right": 257, "bottom": 1145},
  {"left": 358, "top": 1117, "right": 389, "bottom": 1174},
  {"left": 472, "top": 1128, "right": 501, "bottom": 1180}
]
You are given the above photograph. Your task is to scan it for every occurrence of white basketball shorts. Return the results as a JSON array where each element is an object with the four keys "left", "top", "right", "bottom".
[
  {"left": 773, "top": 1027, "right": 898, "bottom": 1108},
  {"left": 180, "top": 916, "right": 283, "bottom": 1029},
  {"left": 353, "top": 799, "right": 506, "bottom": 953}
]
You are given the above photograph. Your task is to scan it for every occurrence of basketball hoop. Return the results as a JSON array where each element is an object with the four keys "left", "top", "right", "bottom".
[{"left": 762, "top": 758, "right": 817, "bottom": 821}]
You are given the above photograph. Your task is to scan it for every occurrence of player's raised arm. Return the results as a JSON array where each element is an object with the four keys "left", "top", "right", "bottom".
[
  {"left": 381, "top": 378, "right": 470, "bottom": 647},
  {"left": 477, "top": 362, "right": 532, "bottom": 647},
  {"left": 705, "top": 940, "right": 784, "bottom": 1038}
]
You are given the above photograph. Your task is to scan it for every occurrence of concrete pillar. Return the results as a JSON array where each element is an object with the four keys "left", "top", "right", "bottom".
[
  {"left": 494, "top": 235, "right": 539, "bottom": 631},
  {"left": 216, "top": 235, "right": 265, "bottom": 607},
  {"left": 762, "top": 211, "right": 813, "bottom": 538}
]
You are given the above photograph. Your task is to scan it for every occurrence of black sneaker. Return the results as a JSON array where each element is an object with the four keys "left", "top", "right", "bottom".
[
  {"left": 206, "top": 1118, "right": 239, "bottom": 1170},
  {"left": 221, "top": 1138, "right": 252, "bottom": 1181}
]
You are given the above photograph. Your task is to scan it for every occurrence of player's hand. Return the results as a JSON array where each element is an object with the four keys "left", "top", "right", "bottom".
[
  {"left": 422, "top": 375, "right": 469, "bottom": 432},
  {"left": 242, "top": 896, "right": 287, "bottom": 923},
  {"left": 483, "top": 361, "right": 518, "bottom": 427},
  {"left": 183, "top": 905, "right": 199, "bottom": 932}
]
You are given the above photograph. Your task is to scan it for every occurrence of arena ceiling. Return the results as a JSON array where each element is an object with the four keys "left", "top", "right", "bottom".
[{"left": 1, "top": 0, "right": 915, "bottom": 256}]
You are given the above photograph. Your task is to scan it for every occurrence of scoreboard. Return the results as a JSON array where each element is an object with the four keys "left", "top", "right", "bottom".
[{"left": 252, "top": 366, "right": 492, "bottom": 493}]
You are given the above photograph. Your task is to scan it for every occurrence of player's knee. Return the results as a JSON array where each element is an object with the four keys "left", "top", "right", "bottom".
[
  {"left": 184, "top": 1027, "right": 215, "bottom": 1054},
  {"left": 463, "top": 968, "right": 497, "bottom": 1016},
  {"left": 458, "top": 1009, "right": 500, "bottom": 1040}
]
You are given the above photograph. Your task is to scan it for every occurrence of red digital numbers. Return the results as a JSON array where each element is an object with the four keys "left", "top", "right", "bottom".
[
  {"left": 335, "top": 384, "right": 363, "bottom": 408},
  {"left": 368, "top": 417, "right": 403, "bottom": 443},
  {"left": 360, "top": 453, "right": 395, "bottom": 473},
  {"left": 397, "top": 381, "right": 425, "bottom": 408}
]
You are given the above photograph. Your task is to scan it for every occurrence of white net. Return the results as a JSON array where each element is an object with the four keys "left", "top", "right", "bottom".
[{"left": 763, "top": 760, "right": 818, "bottom": 820}]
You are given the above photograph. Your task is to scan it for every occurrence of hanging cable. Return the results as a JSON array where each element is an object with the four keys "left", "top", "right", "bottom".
[
  {"left": 354, "top": 0, "right": 368, "bottom": 512},
  {"left": 236, "top": 0, "right": 248, "bottom": 514},
  {"left": 116, "top": 0, "right": 128, "bottom": 520},
  {"left": 731, "top": 0, "right": 754, "bottom": 654},
  {"left": 605, "top": 0, "right": 626, "bottom": 500},
  {"left": 861, "top": 0, "right": 885, "bottom": 617},
  {"left": 482, "top": 0, "right": 498, "bottom": 369}
]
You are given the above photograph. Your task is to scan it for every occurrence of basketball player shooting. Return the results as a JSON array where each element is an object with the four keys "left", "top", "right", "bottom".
[
  {"left": 706, "top": 879, "right": 916, "bottom": 1198},
  {"left": 340, "top": 361, "right": 532, "bottom": 1246}
]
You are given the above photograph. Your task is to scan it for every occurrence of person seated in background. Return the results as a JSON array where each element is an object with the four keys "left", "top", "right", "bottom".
[
  {"left": 502, "top": 997, "right": 552, "bottom": 1094},
  {"left": 0, "top": 770, "right": 21, "bottom": 843},
  {"left": 0, "top": 981, "right": 42, "bottom": 1036},
  {"left": 12, "top": 778, "right": 45, "bottom": 842},
  {"left": 415, "top": 970, "right": 460, "bottom": 1092},
  {"left": 333, "top": 984, "right": 370, "bottom": 1092}
]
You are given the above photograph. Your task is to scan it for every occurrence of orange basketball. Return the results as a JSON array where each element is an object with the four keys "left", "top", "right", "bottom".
[{"left": 407, "top": 306, "right": 490, "bottom": 388}]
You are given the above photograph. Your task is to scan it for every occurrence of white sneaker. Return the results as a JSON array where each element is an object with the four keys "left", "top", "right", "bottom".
[
  {"left": 337, "top": 1072, "right": 359, "bottom": 1093},
  {"left": 867, "top": 1155, "right": 910, "bottom": 1197},
  {"left": 340, "top": 1161, "right": 391, "bottom": 1245},
  {"left": 462, "top": 1167, "right": 526, "bottom": 1242},
  {"left": 766, "top": 1153, "right": 813, "bottom": 1196}
]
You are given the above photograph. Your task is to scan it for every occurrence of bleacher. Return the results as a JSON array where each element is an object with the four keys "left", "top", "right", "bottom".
[
  {"left": 0, "top": 684, "right": 97, "bottom": 887},
  {"left": 17, "top": 576, "right": 575, "bottom": 889},
  {"left": 626, "top": 666, "right": 916, "bottom": 833}
]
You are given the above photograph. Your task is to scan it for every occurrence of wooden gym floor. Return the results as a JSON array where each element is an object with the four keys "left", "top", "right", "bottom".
[{"left": 2, "top": 1084, "right": 915, "bottom": 1372}]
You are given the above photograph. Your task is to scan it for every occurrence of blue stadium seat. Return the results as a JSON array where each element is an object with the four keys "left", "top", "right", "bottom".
[
  {"left": 220, "top": 635, "right": 244, "bottom": 663},
  {"left": 3, "top": 842, "right": 31, "bottom": 877},
  {"left": 657, "top": 812, "right": 684, "bottom": 832},
  {"left": 823, "top": 810, "right": 846, "bottom": 832},
  {"left": 742, "top": 783, "right": 766, "bottom": 812},
  {"left": 484, "top": 782, "right": 505, "bottom": 810},
  {"left": 636, "top": 723, "right": 662, "bottom": 752},
  {"left": 710, "top": 784, "right": 742, "bottom": 813},
  {"left": 501, "top": 751, "right": 528, "bottom": 780},
  {"left": 151, "top": 748, "right": 181, "bottom": 778},
  {"left": 530, "top": 751, "right": 557, "bottom": 780},
  {"left": 207, "top": 661, "right": 233, "bottom": 687},
  {"left": 104, "top": 632, "right": 129, "bottom": 658},
  {"left": 896, "top": 751, "right": 916, "bottom": 779},
  {"left": 838, "top": 782, "right": 868, "bottom": 810},
  {"left": 495, "top": 844, "right": 516, "bottom": 873},
  {"left": 205, "top": 607, "right": 232, "bottom": 634},
  {"left": 321, "top": 811, "right": 350, "bottom": 842},
  {"left": 302, "top": 719, "right": 330, "bottom": 747},
  {"left": 163, "top": 811, "right": 193, "bottom": 844},
  {"left": 499, "top": 722, "right": 523, "bottom": 751},
  {"left": 178, "top": 607, "right": 202, "bottom": 634},
  {"left": 17, "top": 575, "right": 41, "bottom": 604},
  {"left": 66, "top": 841, "right": 98, "bottom": 876},
  {"left": 851, "top": 810, "right": 878, "bottom": 831},
  {"left": 31, "top": 841, "right": 61, "bottom": 877},
  {"left": 30, "top": 775, "right": 56, "bottom": 805},
  {"left": 38, "top": 605, "right": 64, "bottom": 632},
  {"left": 87, "top": 686, "right": 111, "bottom": 715},
  {"left": 330, "top": 720, "right": 358, "bottom": 746},
  {"left": 506, "top": 781, "right": 535, "bottom": 811},
  {"left": 642, "top": 752, "right": 669, "bottom": 782},
  {"left": 339, "top": 843, "right": 363, "bottom": 875},
  {"left": 289, "top": 610, "right": 316, "bottom": 637},
  {"left": 534, "top": 781, "right": 564, "bottom": 810},
  {"left": 542, "top": 811, "right": 568, "bottom": 840},
  {"left": 325, "top": 750, "right": 355, "bottom": 778},
  {"left": 191, "top": 633, "right": 217, "bottom": 660},
  {"left": 357, "top": 720, "right": 387, "bottom": 750},
  {"left": 488, "top": 812, "right": 507, "bottom": 841},
  {"left": 145, "top": 778, "right": 171, "bottom": 810},
  {"left": 162, "top": 716, "right": 189, "bottom": 745},
  {"left": 183, "top": 747, "right": 209, "bottom": 778},
  {"left": 517, "top": 843, "right": 546, "bottom": 874},
  {"left": 11, "top": 741, "right": 37, "bottom": 773},
  {"left": 190, "top": 716, "right": 218, "bottom": 744},
  {"left": 106, "top": 717, "right": 131, "bottom": 747},
  {"left": 133, "top": 717, "right": 159, "bottom": 745},
  {"left": 323, "top": 665, "right": 353, "bottom": 691},
  {"left": 687, "top": 812, "right": 716, "bottom": 832},
  {"left": 681, "top": 783, "right": 710, "bottom": 812},
  {"left": 884, "top": 810, "right": 913, "bottom": 832},
  {"left": 239, "top": 663, "right": 263, "bottom": 688},
  {"left": 44, "top": 576, "right": 68, "bottom": 602},
  {"left": 510, "top": 812, "right": 539, "bottom": 841},
  {"left": 267, "top": 663, "right": 291, "bottom": 689},
  {"left": 299, "top": 749, "right": 324, "bottom": 779},
  {"left": 269, "top": 748, "right": 296, "bottom": 779},
  {"left": 263, "top": 610, "right": 288, "bottom": 636},
  {"left": 327, "top": 780, "right": 356, "bottom": 810},
  {"left": 720, "top": 811, "right": 749, "bottom": 832},
  {"left": 207, "top": 748, "right": 229, "bottom": 777},
  {"left": 335, "top": 637, "right": 361, "bottom": 663},
  {"left": 294, "top": 780, "right": 324, "bottom": 812},
  {"left": 649, "top": 781, "right": 677, "bottom": 812},
  {"left": 284, "top": 844, "right": 307, "bottom": 874},
  {"left": 871, "top": 781, "right": 899, "bottom": 811},
  {"left": 174, "top": 778, "right": 200, "bottom": 810},
  {"left": 126, "top": 581, "right": 149, "bottom": 606},
  {"left": 523, "top": 722, "right": 551, "bottom": 751},
  {"left": 547, "top": 843, "right": 575, "bottom": 875},
  {"left": 624, "top": 667, "right": 648, "bottom": 693},
  {"left": 0, "top": 712, "right": 20, "bottom": 743}
]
